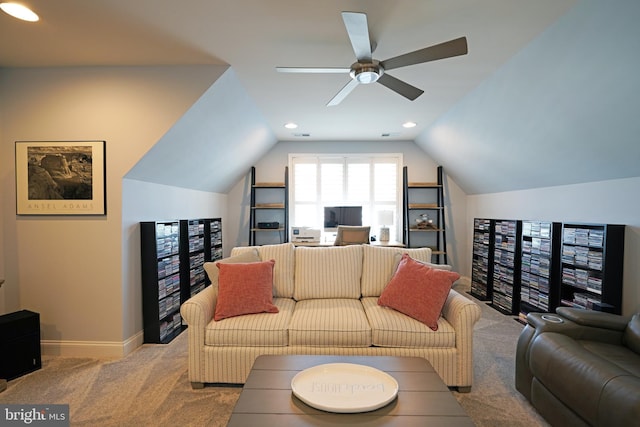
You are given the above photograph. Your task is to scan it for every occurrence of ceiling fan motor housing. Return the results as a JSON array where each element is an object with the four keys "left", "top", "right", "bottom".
[{"left": 350, "top": 61, "right": 383, "bottom": 84}]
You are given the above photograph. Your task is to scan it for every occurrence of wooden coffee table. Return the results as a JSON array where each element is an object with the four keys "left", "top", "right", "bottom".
[{"left": 227, "top": 355, "right": 473, "bottom": 426}]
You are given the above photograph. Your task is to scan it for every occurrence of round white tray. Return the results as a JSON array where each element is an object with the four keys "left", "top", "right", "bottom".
[{"left": 291, "top": 363, "right": 399, "bottom": 413}]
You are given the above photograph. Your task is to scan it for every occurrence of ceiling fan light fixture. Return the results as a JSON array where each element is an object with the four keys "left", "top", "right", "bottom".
[
  {"left": 350, "top": 62, "right": 382, "bottom": 84},
  {"left": 0, "top": 2, "right": 39, "bottom": 22},
  {"left": 353, "top": 69, "right": 378, "bottom": 84}
]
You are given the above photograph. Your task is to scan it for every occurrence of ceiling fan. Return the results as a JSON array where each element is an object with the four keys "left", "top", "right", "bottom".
[{"left": 276, "top": 12, "right": 468, "bottom": 106}]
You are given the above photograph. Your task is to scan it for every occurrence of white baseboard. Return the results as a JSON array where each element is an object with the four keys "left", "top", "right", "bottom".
[
  {"left": 122, "top": 331, "right": 145, "bottom": 356},
  {"left": 41, "top": 331, "right": 144, "bottom": 359}
]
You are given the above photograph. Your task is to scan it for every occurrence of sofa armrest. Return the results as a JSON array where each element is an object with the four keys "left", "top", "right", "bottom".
[
  {"left": 441, "top": 289, "right": 481, "bottom": 341},
  {"left": 180, "top": 285, "right": 217, "bottom": 386},
  {"left": 181, "top": 284, "right": 217, "bottom": 327},
  {"left": 442, "top": 289, "right": 481, "bottom": 388},
  {"left": 442, "top": 289, "right": 481, "bottom": 330}
]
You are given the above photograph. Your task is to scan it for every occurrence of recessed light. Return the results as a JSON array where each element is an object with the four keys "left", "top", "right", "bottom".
[
  {"left": 402, "top": 121, "right": 417, "bottom": 128},
  {"left": 284, "top": 122, "right": 298, "bottom": 129},
  {"left": 0, "top": 2, "right": 39, "bottom": 22}
]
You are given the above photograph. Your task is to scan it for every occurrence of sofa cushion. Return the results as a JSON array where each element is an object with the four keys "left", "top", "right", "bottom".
[
  {"left": 293, "top": 245, "right": 363, "bottom": 300},
  {"left": 289, "top": 298, "right": 371, "bottom": 347},
  {"left": 361, "top": 245, "right": 432, "bottom": 297},
  {"left": 378, "top": 253, "right": 460, "bottom": 330},
  {"left": 361, "top": 297, "right": 455, "bottom": 348},
  {"left": 203, "top": 249, "right": 260, "bottom": 285},
  {"left": 214, "top": 260, "right": 279, "bottom": 321},
  {"left": 624, "top": 313, "right": 640, "bottom": 354},
  {"left": 205, "top": 298, "right": 295, "bottom": 347},
  {"left": 231, "top": 243, "right": 295, "bottom": 298}
]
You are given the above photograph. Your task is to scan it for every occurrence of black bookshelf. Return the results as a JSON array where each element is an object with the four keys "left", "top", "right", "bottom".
[
  {"left": 140, "top": 221, "right": 184, "bottom": 344},
  {"left": 491, "top": 219, "right": 522, "bottom": 315},
  {"left": 402, "top": 166, "right": 448, "bottom": 263},
  {"left": 471, "top": 218, "right": 494, "bottom": 301},
  {"left": 180, "top": 219, "right": 207, "bottom": 303},
  {"left": 249, "top": 166, "right": 289, "bottom": 246},
  {"left": 207, "top": 218, "right": 223, "bottom": 265},
  {"left": 519, "top": 221, "right": 562, "bottom": 322},
  {"left": 560, "top": 223, "right": 625, "bottom": 314}
]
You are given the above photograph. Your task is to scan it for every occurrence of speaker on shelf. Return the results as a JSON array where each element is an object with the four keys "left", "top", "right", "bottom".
[
  {"left": 258, "top": 222, "right": 280, "bottom": 229},
  {"left": 0, "top": 310, "right": 42, "bottom": 380}
]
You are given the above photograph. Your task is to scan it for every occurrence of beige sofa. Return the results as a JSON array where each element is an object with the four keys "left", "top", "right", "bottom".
[{"left": 180, "top": 243, "right": 481, "bottom": 391}]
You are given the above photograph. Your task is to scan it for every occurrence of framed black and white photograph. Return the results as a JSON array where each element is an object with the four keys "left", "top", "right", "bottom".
[{"left": 15, "top": 140, "right": 106, "bottom": 215}]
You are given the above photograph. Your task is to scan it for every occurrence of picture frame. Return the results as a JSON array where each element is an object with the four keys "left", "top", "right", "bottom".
[{"left": 15, "top": 140, "right": 106, "bottom": 215}]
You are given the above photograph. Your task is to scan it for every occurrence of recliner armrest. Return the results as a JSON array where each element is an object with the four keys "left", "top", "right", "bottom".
[
  {"left": 547, "top": 307, "right": 627, "bottom": 345},
  {"left": 556, "top": 307, "right": 629, "bottom": 331}
]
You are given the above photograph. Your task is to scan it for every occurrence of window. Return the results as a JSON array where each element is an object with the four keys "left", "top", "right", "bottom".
[{"left": 289, "top": 154, "right": 402, "bottom": 240}]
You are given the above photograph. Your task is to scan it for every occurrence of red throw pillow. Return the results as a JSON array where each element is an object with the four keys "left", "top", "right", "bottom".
[
  {"left": 214, "top": 260, "right": 279, "bottom": 321},
  {"left": 378, "top": 253, "right": 460, "bottom": 330}
]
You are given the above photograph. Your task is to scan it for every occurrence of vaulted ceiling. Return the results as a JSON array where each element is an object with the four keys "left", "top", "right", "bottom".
[{"left": 2, "top": 0, "right": 639, "bottom": 194}]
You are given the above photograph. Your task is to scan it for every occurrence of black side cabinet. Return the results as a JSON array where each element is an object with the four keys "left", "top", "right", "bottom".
[{"left": 0, "top": 310, "right": 42, "bottom": 380}]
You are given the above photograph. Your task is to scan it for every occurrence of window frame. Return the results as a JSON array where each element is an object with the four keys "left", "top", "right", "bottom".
[{"left": 288, "top": 153, "right": 403, "bottom": 241}]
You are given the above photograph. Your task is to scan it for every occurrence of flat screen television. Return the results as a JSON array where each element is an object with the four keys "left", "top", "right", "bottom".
[{"left": 324, "top": 206, "right": 362, "bottom": 230}]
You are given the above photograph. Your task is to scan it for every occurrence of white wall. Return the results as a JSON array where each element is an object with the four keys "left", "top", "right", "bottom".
[
  {"left": 467, "top": 177, "right": 640, "bottom": 316},
  {"left": 0, "top": 65, "right": 223, "bottom": 357},
  {"left": 226, "top": 140, "right": 469, "bottom": 273}
]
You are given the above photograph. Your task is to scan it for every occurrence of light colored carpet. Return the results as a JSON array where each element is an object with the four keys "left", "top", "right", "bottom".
[
  {"left": 453, "top": 291, "right": 549, "bottom": 427},
  {"left": 0, "top": 290, "right": 549, "bottom": 426}
]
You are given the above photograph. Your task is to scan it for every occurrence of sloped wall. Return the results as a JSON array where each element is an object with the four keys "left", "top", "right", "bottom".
[
  {"left": 417, "top": 0, "right": 640, "bottom": 315},
  {"left": 0, "top": 65, "right": 224, "bottom": 356},
  {"left": 417, "top": 0, "right": 640, "bottom": 195}
]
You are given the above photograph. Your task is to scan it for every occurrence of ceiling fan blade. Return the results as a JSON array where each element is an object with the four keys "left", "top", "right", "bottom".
[
  {"left": 380, "top": 37, "right": 468, "bottom": 71},
  {"left": 341, "top": 12, "right": 372, "bottom": 62},
  {"left": 276, "top": 67, "right": 350, "bottom": 74},
  {"left": 327, "top": 79, "right": 360, "bottom": 106},
  {"left": 377, "top": 73, "right": 424, "bottom": 101}
]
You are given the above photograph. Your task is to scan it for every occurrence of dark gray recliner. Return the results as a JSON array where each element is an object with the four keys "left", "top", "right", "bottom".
[{"left": 516, "top": 307, "right": 640, "bottom": 427}]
